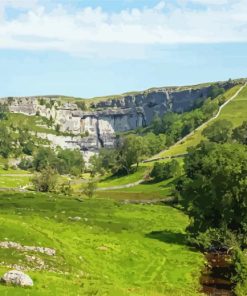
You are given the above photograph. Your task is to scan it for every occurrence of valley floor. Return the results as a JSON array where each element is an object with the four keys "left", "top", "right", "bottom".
[{"left": 0, "top": 192, "right": 204, "bottom": 296}]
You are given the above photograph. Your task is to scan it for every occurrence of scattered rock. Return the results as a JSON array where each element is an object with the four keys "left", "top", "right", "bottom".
[
  {"left": 1, "top": 270, "right": 33, "bottom": 287},
  {"left": 68, "top": 216, "right": 81, "bottom": 221},
  {"left": 97, "top": 246, "right": 109, "bottom": 251},
  {"left": 0, "top": 241, "right": 56, "bottom": 256}
]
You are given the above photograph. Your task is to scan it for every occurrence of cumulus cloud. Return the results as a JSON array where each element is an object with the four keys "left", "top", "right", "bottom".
[{"left": 0, "top": 0, "right": 246, "bottom": 58}]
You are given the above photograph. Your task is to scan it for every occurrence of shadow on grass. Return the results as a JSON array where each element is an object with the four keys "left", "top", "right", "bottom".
[{"left": 146, "top": 230, "right": 187, "bottom": 246}]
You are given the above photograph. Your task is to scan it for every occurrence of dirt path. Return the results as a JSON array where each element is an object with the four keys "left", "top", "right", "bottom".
[
  {"left": 97, "top": 179, "right": 144, "bottom": 191},
  {"left": 145, "top": 83, "right": 247, "bottom": 163}
]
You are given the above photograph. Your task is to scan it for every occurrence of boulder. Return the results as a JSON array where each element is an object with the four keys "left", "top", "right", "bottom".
[{"left": 1, "top": 270, "right": 33, "bottom": 287}]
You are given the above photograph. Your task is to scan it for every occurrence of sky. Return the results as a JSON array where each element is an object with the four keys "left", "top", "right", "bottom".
[{"left": 0, "top": 0, "right": 247, "bottom": 98}]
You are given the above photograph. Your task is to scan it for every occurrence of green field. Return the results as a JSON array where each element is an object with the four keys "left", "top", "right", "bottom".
[{"left": 0, "top": 192, "right": 204, "bottom": 296}]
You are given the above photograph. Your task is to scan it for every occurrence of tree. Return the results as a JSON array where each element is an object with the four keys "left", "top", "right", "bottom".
[
  {"left": 118, "top": 135, "right": 147, "bottom": 174},
  {"left": 57, "top": 149, "right": 85, "bottom": 176},
  {"left": 0, "top": 125, "right": 13, "bottom": 158},
  {"left": 32, "top": 167, "right": 58, "bottom": 192},
  {"left": 82, "top": 179, "right": 97, "bottom": 198},
  {"left": 150, "top": 159, "right": 181, "bottom": 182},
  {"left": 178, "top": 141, "right": 247, "bottom": 248},
  {"left": 0, "top": 104, "right": 9, "bottom": 120},
  {"left": 232, "top": 121, "right": 247, "bottom": 145},
  {"left": 202, "top": 119, "right": 233, "bottom": 143},
  {"left": 33, "top": 147, "right": 57, "bottom": 171},
  {"left": 150, "top": 162, "right": 165, "bottom": 182},
  {"left": 209, "top": 85, "right": 225, "bottom": 99}
]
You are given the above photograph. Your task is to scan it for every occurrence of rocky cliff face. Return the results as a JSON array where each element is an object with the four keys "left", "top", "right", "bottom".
[{"left": 2, "top": 81, "right": 234, "bottom": 157}]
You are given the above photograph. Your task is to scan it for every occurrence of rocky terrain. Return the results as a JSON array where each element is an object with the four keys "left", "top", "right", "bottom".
[{"left": 1, "top": 81, "right": 235, "bottom": 158}]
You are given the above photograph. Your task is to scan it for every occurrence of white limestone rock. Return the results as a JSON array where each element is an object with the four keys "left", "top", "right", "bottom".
[{"left": 1, "top": 270, "right": 33, "bottom": 287}]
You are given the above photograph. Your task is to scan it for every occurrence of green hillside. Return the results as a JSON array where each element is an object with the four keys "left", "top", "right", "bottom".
[{"left": 0, "top": 192, "right": 203, "bottom": 296}]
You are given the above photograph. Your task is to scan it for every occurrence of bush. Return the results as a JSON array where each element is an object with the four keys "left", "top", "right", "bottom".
[
  {"left": 82, "top": 179, "right": 97, "bottom": 198},
  {"left": 18, "top": 158, "right": 33, "bottom": 170},
  {"left": 32, "top": 167, "right": 58, "bottom": 192},
  {"left": 59, "top": 181, "right": 73, "bottom": 196},
  {"left": 150, "top": 159, "right": 181, "bottom": 182}
]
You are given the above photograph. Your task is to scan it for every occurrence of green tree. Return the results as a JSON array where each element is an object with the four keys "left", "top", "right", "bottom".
[
  {"left": 0, "top": 104, "right": 9, "bottom": 120},
  {"left": 232, "top": 121, "right": 247, "bottom": 145},
  {"left": 33, "top": 147, "right": 57, "bottom": 171},
  {"left": 202, "top": 119, "right": 233, "bottom": 143},
  {"left": 57, "top": 149, "right": 85, "bottom": 176},
  {"left": 150, "top": 159, "right": 181, "bottom": 182},
  {"left": 118, "top": 135, "right": 147, "bottom": 174},
  {"left": 209, "top": 85, "right": 225, "bottom": 99},
  {"left": 178, "top": 142, "right": 247, "bottom": 248},
  {"left": 32, "top": 167, "right": 58, "bottom": 192},
  {"left": 0, "top": 125, "right": 12, "bottom": 158}
]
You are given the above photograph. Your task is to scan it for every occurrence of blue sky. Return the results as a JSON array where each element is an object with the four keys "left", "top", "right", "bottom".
[{"left": 0, "top": 0, "right": 247, "bottom": 98}]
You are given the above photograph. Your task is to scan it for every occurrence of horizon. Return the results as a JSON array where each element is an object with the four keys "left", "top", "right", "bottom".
[
  {"left": 0, "top": 76, "right": 245, "bottom": 99},
  {"left": 1, "top": 0, "right": 247, "bottom": 97}
]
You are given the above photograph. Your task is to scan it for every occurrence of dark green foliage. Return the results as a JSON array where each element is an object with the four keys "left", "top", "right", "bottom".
[
  {"left": 150, "top": 159, "right": 181, "bottom": 182},
  {"left": 33, "top": 147, "right": 85, "bottom": 175},
  {"left": 117, "top": 135, "right": 148, "bottom": 174},
  {"left": 178, "top": 141, "right": 247, "bottom": 248},
  {"left": 57, "top": 149, "right": 85, "bottom": 176},
  {"left": 202, "top": 119, "right": 233, "bottom": 143},
  {"left": 55, "top": 124, "right": 61, "bottom": 133},
  {"left": 0, "top": 104, "right": 9, "bottom": 120},
  {"left": 0, "top": 125, "right": 13, "bottom": 158},
  {"left": 143, "top": 132, "right": 166, "bottom": 155},
  {"left": 32, "top": 167, "right": 58, "bottom": 192},
  {"left": 209, "top": 85, "right": 225, "bottom": 99},
  {"left": 232, "top": 121, "right": 247, "bottom": 145},
  {"left": 18, "top": 158, "right": 33, "bottom": 170},
  {"left": 33, "top": 147, "right": 57, "bottom": 171}
]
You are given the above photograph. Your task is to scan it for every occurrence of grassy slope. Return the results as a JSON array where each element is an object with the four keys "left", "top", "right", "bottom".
[
  {"left": 156, "top": 84, "right": 247, "bottom": 158},
  {"left": 98, "top": 84, "right": 247, "bottom": 200},
  {"left": 6, "top": 113, "right": 57, "bottom": 135},
  {"left": 0, "top": 192, "right": 203, "bottom": 296}
]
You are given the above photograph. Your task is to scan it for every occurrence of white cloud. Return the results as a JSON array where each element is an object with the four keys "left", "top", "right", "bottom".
[{"left": 0, "top": 0, "right": 246, "bottom": 58}]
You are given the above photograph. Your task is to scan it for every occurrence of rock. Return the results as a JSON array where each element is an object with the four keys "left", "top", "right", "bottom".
[
  {"left": 1, "top": 81, "right": 234, "bottom": 159},
  {"left": 97, "top": 246, "right": 109, "bottom": 251},
  {"left": 68, "top": 216, "right": 81, "bottom": 221},
  {"left": 0, "top": 241, "right": 56, "bottom": 256},
  {"left": 1, "top": 270, "right": 33, "bottom": 287}
]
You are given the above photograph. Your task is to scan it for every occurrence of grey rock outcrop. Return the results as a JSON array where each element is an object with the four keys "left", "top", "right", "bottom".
[
  {"left": 1, "top": 81, "right": 235, "bottom": 157},
  {"left": 1, "top": 270, "right": 33, "bottom": 287}
]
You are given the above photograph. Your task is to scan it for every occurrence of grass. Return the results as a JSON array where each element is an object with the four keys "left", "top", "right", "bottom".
[
  {"left": 156, "top": 84, "right": 247, "bottom": 158},
  {"left": 97, "top": 179, "right": 174, "bottom": 201},
  {"left": 0, "top": 192, "right": 204, "bottom": 296},
  {"left": 6, "top": 113, "right": 57, "bottom": 135},
  {"left": 98, "top": 167, "right": 147, "bottom": 188}
]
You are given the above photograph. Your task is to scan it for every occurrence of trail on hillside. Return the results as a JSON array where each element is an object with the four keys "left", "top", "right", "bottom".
[
  {"left": 96, "top": 179, "right": 144, "bottom": 191},
  {"left": 146, "top": 83, "right": 247, "bottom": 163}
]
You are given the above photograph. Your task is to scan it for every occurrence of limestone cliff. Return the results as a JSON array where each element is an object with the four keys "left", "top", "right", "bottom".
[{"left": 1, "top": 81, "right": 235, "bottom": 157}]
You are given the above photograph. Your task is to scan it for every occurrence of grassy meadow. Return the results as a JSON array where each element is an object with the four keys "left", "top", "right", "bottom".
[{"left": 0, "top": 192, "right": 204, "bottom": 296}]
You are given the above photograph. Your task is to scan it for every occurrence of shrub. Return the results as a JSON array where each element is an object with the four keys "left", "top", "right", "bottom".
[
  {"left": 32, "top": 167, "right": 58, "bottom": 192},
  {"left": 82, "top": 179, "right": 97, "bottom": 198}
]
